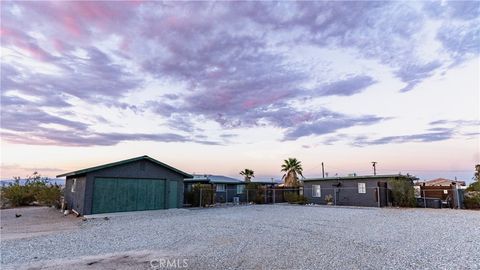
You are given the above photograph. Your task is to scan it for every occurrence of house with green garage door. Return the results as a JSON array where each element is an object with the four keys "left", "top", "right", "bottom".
[{"left": 57, "top": 155, "right": 192, "bottom": 215}]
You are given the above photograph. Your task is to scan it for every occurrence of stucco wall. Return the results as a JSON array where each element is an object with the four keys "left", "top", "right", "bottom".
[{"left": 303, "top": 178, "right": 392, "bottom": 207}]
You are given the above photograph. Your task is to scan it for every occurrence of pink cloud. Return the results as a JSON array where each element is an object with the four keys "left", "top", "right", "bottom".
[
  {"left": 60, "top": 14, "right": 83, "bottom": 37},
  {"left": 1, "top": 26, "right": 51, "bottom": 60}
]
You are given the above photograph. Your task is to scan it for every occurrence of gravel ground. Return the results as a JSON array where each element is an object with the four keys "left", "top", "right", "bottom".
[{"left": 1, "top": 205, "right": 479, "bottom": 269}]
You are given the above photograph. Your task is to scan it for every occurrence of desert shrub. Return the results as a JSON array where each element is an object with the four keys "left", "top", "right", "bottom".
[
  {"left": 1, "top": 181, "right": 35, "bottom": 207},
  {"left": 254, "top": 194, "right": 265, "bottom": 204},
  {"left": 36, "top": 184, "right": 62, "bottom": 207},
  {"left": 390, "top": 179, "right": 416, "bottom": 207},
  {"left": 464, "top": 192, "right": 480, "bottom": 209},
  {"left": 186, "top": 184, "right": 215, "bottom": 207},
  {"left": 245, "top": 183, "right": 265, "bottom": 204},
  {"left": 284, "top": 192, "right": 309, "bottom": 205},
  {"left": 464, "top": 182, "right": 480, "bottom": 209},
  {"left": 1, "top": 173, "right": 63, "bottom": 208},
  {"left": 466, "top": 181, "right": 480, "bottom": 192}
]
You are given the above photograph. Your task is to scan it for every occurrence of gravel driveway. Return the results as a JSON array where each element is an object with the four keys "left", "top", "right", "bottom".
[{"left": 1, "top": 205, "right": 479, "bottom": 269}]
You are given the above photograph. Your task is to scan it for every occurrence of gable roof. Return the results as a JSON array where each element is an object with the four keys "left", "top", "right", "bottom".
[
  {"left": 56, "top": 155, "right": 192, "bottom": 178},
  {"left": 420, "top": 178, "right": 466, "bottom": 186},
  {"left": 303, "top": 174, "right": 418, "bottom": 182},
  {"left": 184, "top": 174, "right": 243, "bottom": 184}
]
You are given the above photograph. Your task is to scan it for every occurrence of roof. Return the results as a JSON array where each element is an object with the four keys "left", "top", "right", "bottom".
[
  {"left": 303, "top": 174, "right": 418, "bottom": 182},
  {"left": 56, "top": 155, "right": 192, "bottom": 178},
  {"left": 250, "top": 180, "right": 281, "bottom": 185},
  {"left": 418, "top": 178, "right": 466, "bottom": 186},
  {"left": 184, "top": 174, "right": 243, "bottom": 184}
]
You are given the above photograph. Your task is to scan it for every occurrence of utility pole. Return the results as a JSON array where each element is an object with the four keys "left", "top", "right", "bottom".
[
  {"left": 321, "top": 162, "right": 325, "bottom": 178},
  {"left": 372, "top": 162, "right": 377, "bottom": 176}
]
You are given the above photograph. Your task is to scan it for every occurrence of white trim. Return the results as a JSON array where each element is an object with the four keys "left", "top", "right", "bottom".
[
  {"left": 71, "top": 178, "right": 77, "bottom": 193},
  {"left": 216, "top": 184, "right": 225, "bottom": 192},
  {"left": 236, "top": 185, "right": 245, "bottom": 194},
  {"left": 312, "top": 185, "right": 321, "bottom": 197},
  {"left": 358, "top": 183, "right": 366, "bottom": 193}
]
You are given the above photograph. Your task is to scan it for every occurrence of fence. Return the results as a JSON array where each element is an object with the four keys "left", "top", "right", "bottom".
[
  {"left": 184, "top": 185, "right": 463, "bottom": 208},
  {"left": 184, "top": 186, "right": 389, "bottom": 208},
  {"left": 183, "top": 187, "right": 300, "bottom": 207},
  {"left": 184, "top": 185, "right": 466, "bottom": 209}
]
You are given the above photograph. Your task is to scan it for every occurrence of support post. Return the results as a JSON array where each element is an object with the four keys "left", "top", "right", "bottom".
[
  {"left": 455, "top": 187, "right": 460, "bottom": 209},
  {"left": 334, "top": 188, "right": 337, "bottom": 206},
  {"left": 423, "top": 190, "right": 426, "bottom": 208},
  {"left": 377, "top": 187, "right": 380, "bottom": 208},
  {"left": 386, "top": 187, "right": 389, "bottom": 207},
  {"left": 199, "top": 188, "right": 203, "bottom": 207},
  {"left": 273, "top": 188, "right": 276, "bottom": 204}
]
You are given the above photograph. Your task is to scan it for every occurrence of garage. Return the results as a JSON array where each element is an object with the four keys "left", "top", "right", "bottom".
[{"left": 58, "top": 156, "right": 192, "bottom": 215}]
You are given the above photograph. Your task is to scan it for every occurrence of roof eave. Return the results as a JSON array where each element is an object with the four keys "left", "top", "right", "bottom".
[
  {"left": 56, "top": 155, "right": 192, "bottom": 178},
  {"left": 303, "top": 174, "right": 418, "bottom": 182}
]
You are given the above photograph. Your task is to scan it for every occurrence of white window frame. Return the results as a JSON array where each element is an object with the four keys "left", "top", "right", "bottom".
[
  {"left": 236, "top": 185, "right": 245, "bottom": 194},
  {"left": 312, "top": 185, "right": 321, "bottom": 198},
  {"left": 216, "top": 184, "right": 225, "bottom": 192},
  {"left": 358, "top": 183, "right": 366, "bottom": 194},
  {"left": 71, "top": 178, "right": 77, "bottom": 193}
]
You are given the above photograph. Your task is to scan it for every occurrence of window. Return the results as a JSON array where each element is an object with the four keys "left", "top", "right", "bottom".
[
  {"left": 216, "top": 184, "right": 225, "bottom": 192},
  {"left": 71, "top": 178, "right": 77, "bottom": 193},
  {"left": 358, "top": 183, "right": 366, "bottom": 193},
  {"left": 312, "top": 185, "right": 321, "bottom": 197},
  {"left": 237, "top": 185, "right": 245, "bottom": 194}
]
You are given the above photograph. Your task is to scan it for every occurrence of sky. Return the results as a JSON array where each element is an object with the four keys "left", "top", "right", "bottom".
[{"left": 1, "top": 1, "right": 479, "bottom": 182}]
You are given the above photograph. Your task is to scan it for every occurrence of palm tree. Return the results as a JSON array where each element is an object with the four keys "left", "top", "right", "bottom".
[
  {"left": 240, "top": 169, "right": 255, "bottom": 182},
  {"left": 281, "top": 158, "right": 304, "bottom": 187}
]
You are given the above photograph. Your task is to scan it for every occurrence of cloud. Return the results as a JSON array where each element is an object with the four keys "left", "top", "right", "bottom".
[
  {"left": 353, "top": 130, "right": 454, "bottom": 146},
  {"left": 395, "top": 61, "right": 442, "bottom": 92},
  {"left": 0, "top": 129, "right": 194, "bottom": 147},
  {"left": 0, "top": 103, "right": 89, "bottom": 133},
  {"left": 316, "top": 75, "right": 376, "bottom": 96},
  {"left": 429, "top": 119, "right": 480, "bottom": 127},
  {"left": 0, "top": 95, "right": 217, "bottom": 147},
  {"left": 1, "top": 1, "right": 478, "bottom": 147},
  {"left": 220, "top": 134, "right": 238, "bottom": 138},
  {"left": 1, "top": 47, "right": 142, "bottom": 107},
  {"left": 283, "top": 114, "right": 383, "bottom": 141}
]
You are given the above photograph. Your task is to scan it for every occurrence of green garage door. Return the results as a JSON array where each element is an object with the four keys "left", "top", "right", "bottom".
[{"left": 92, "top": 178, "right": 166, "bottom": 214}]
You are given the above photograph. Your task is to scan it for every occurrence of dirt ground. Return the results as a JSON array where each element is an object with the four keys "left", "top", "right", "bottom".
[{"left": 0, "top": 206, "right": 81, "bottom": 240}]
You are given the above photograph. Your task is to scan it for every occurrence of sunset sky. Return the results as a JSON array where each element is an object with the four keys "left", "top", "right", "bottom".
[{"left": 1, "top": 1, "right": 479, "bottom": 182}]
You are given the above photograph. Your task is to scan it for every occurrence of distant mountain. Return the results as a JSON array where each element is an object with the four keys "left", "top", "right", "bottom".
[{"left": 0, "top": 178, "right": 65, "bottom": 187}]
